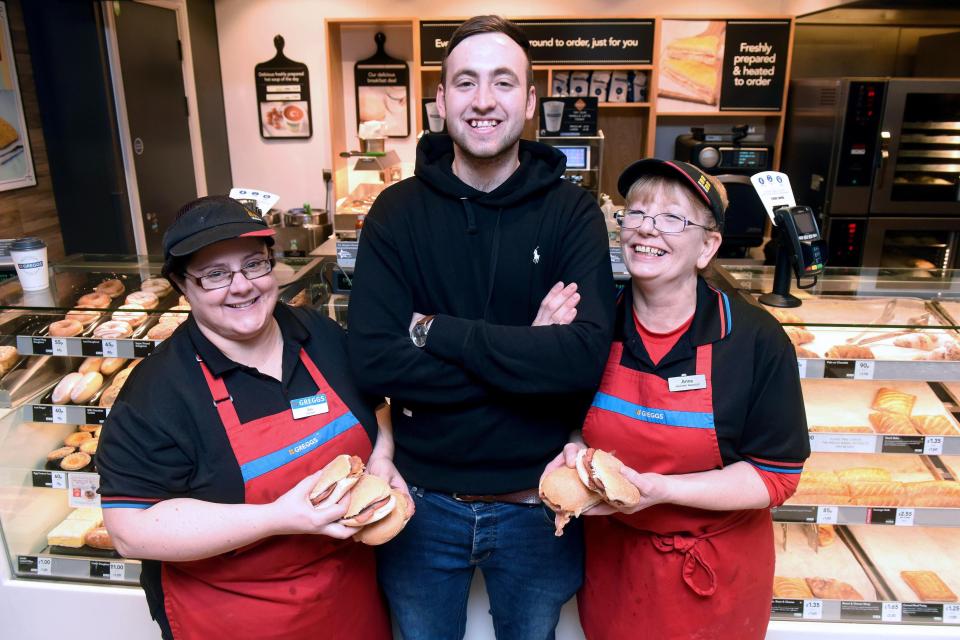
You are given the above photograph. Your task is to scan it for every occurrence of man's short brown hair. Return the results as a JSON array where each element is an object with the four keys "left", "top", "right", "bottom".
[{"left": 440, "top": 15, "right": 534, "bottom": 87}]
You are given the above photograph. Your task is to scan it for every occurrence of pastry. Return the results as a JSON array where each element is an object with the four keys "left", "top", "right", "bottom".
[
  {"left": 95, "top": 278, "right": 125, "bottom": 298},
  {"left": 79, "top": 357, "right": 103, "bottom": 375},
  {"left": 824, "top": 345, "right": 874, "bottom": 359},
  {"left": 0, "top": 345, "right": 17, "bottom": 375},
  {"left": 795, "top": 346, "right": 819, "bottom": 359},
  {"left": 817, "top": 524, "right": 836, "bottom": 546},
  {"left": 0, "top": 116, "right": 19, "bottom": 148},
  {"left": 847, "top": 481, "right": 905, "bottom": 506},
  {"left": 770, "top": 309, "right": 802, "bottom": 324},
  {"left": 75, "top": 292, "right": 111, "bottom": 308},
  {"left": 84, "top": 526, "right": 114, "bottom": 550},
  {"left": 140, "top": 277, "right": 173, "bottom": 297},
  {"left": 871, "top": 388, "right": 917, "bottom": 416},
  {"left": 93, "top": 320, "right": 132, "bottom": 339},
  {"left": 797, "top": 470, "right": 846, "bottom": 492},
  {"left": 836, "top": 468, "right": 892, "bottom": 484},
  {"left": 48, "top": 319, "right": 83, "bottom": 337},
  {"left": 78, "top": 424, "right": 100, "bottom": 433},
  {"left": 124, "top": 291, "right": 159, "bottom": 309},
  {"left": 64, "top": 431, "right": 92, "bottom": 447},
  {"left": 805, "top": 577, "right": 864, "bottom": 600},
  {"left": 112, "top": 303, "right": 147, "bottom": 328},
  {"left": 809, "top": 425, "right": 874, "bottom": 434},
  {"left": 159, "top": 305, "right": 191, "bottom": 325},
  {"left": 47, "top": 518, "right": 97, "bottom": 548},
  {"left": 126, "top": 359, "right": 141, "bottom": 371},
  {"left": 66, "top": 507, "right": 103, "bottom": 523},
  {"left": 901, "top": 570, "right": 958, "bottom": 602},
  {"left": 784, "top": 493, "right": 851, "bottom": 505},
  {"left": 894, "top": 333, "right": 939, "bottom": 350},
  {"left": 110, "top": 367, "right": 134, "bottom": 389},
  {"left": 79, "top": 438, "right": 98, "bottom": 455},
  {"left": 100, "top": 357, "right": 127, "bottom": 375},
  {"left": 99, "top": 385, "right": 121, "bottom": 408},
  {"left": 65, "top": 309, "right": 101, "bottom": 326},
  {"left": 905, "top": 481, "right": 960, "bottom": 507},
  {"left": 785, "top": 327, "right": 815, "bottom": 346},
  {"left": 910, "top": 415, "right": 960, "bottom": 436},
  {"left": 147, "top": 322, "right": 176, "bottom": 341},
  {"left": 52, "top": 372, "right": 83, "bottom": 404},
  {"left": 773, "top": 576, "right": 813, "bottom": 599},
  {"left": 868, "top": 412, "right": 919, "bottom": 435},
  {"left": 69, "top": 371, "right": 103, "bottom": 404},
  {"left": 46, "top": 446, "right": 76, "bottom": 467},
  {"left": 663, "top": 56, "right": 719, "bottom": 105},
  {"left": 60, "top": 451, "right": 92, "bottom": 471}
]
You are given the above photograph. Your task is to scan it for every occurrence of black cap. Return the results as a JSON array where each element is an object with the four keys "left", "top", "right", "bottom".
[
  {"left": 162, "top": 195, "right": 275, "bottom": 261},
  {"left": 617, "top": 159, "right": 725, "bottom": 231}
]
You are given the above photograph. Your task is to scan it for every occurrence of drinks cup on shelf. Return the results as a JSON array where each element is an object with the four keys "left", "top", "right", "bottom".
[
  {"left": 542, "top": 100, "right": 565, "bottom": 134},
  {"left": 10, "top": 237, "right": 49, "bottom": 291}
]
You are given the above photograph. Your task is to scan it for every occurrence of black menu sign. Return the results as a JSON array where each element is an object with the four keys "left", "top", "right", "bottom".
[
  {"left": 256, "top": 35, "right": 312, "bottom": 139},
  {"left": 420, "top": 20, "right": 654, "bottom": 66},
  {"left": 719, "top": 20, "right": 791, "bottom": 111},
  {"left": 538, "top": 97, "right": 598, "bottom": 137}
]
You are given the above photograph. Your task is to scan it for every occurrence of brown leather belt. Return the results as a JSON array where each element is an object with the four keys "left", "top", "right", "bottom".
[{"left": 451, "top": 488, "right": 542, "bottom": 505}]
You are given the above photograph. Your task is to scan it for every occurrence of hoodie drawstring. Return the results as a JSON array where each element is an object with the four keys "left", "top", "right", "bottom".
[{"left": 461, "top": 197, "right": 478, "bottom": 235}]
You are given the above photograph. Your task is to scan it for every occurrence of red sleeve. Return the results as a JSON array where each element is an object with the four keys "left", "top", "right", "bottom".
[{"left": 744, "top": 456, "right": 803, "bottom": 507}]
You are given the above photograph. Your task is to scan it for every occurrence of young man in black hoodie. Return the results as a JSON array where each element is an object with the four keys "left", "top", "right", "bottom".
[{"left": 348, "top": 15, "right": 615, "bottom": 639}]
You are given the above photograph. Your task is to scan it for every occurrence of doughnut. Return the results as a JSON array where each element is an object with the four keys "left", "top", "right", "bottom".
[
  {"left": 126, "top": 359, "right": 141, "bottom": 371},
  {"left": 0, "top": 345, "right": 18, "bottom": 375},
  {"left": 85, "top": 527, "right": 114, "bottom": 550},
  {"left": 112, "top": 304, "right": 146, "bottom": 327},
  {"left": 52, "top": 372, "right": 83, "bottom": 404},
  {"left": 159, "top": 305, "right": 191, "bottom": 325},
  {"left": 99, "top": 357, "right": 127, "bottom": 375},
  {"left": 147, "top": 323, "right": 176, "bottom": 340},
  {"left": 140, "top": 277, "right": 173, "bottom": 297},
  {"left": 46, "top": 446, "right": 76, "bottom": 463},
  {"left": 76, "top": 292, "right": 111, "bottom": 308},
  {"left": 95, "top": 278, "right": 125, "bottom": 298},
  {"left": 110, "top": 368, "right": 133, "bottom": 389},
  {"left": 79, "top": 439, "right": 98, "bottom": 455},
  {"left": 99, "top": 385, "right": 121, "bottom": 408},
  {"left": 125, "top": 291, "right": 159, "bottom": 309},
  {"left": 49, "top": 319, "right": 83, "bottom": 337},
  {"left": 93, "top": 320, "right": 132, "bottom": 339},
  {"left": 78, "top": 424, "right": 100, "bottom": 433},
  {"left": 60, "top": 452, "right": 92, "bottom": 471},
  {"left": 79, "top": 357, "right": 103, "bottom": 375},
  {"left": 69, "top": 372, "right": 103, "bottom": 404},
  {"left": 65, "top": 310, "right": 101, "bottom": 326},
  {"left": 64, "top": 431, "right": 92, "bottom": 448}
]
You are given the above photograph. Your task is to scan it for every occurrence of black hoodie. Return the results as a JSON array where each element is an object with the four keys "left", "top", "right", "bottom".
[{"left": 348, "top": 134, "right": 615, "bottom": 493}]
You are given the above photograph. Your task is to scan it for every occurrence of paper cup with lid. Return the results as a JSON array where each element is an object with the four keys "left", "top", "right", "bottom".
[{"left": 10, "top": 237, "right": 49, "bottom": 291}]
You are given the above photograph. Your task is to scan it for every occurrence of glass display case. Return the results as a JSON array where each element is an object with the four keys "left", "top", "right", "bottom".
[{"left": 720, "top": 264, "right": 960, "bottom": 634}]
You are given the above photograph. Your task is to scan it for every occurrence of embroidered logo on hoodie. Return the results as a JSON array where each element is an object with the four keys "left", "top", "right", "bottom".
[{"left": 533, "top": 246, "right": 541, "bottom": 264}]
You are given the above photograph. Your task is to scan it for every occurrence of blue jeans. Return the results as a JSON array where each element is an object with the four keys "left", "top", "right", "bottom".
[{"left": 377, "top": 485, "right": 584, "bottom": 640}]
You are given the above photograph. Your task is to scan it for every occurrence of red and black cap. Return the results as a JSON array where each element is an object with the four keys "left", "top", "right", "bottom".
[
  {"left": 617, "top": 158, "right": 725, "bottom": 231},
  {"left": 162, "top": 195, "right": 275, "bottom": 262}
]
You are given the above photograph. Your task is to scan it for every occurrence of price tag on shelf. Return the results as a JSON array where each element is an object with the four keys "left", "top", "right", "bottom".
[
  {"left": 51, "top": 405, "right": 67, "bottom": 424},
  {"left": 37, "top": 556, "right": 53, "bottom": 576},
  {"left": 109, "top": 561, "right": 125, "bottom": 581},
  {"left": 101, "top": 339, "right": 118, "bottom": 358},
  {"left": 923, "top": 436, "right": 945, "bottom": 456},
  {"left": 802, "top": 599, "right": 823, "bottom": 619},
  {"left": 882, "top": 601, "right": 902, "bottom": 623},
  {"left": 853, "top": 360, "right": 875, "bottom": 380},
  {"left": 944, "top": 603, "right": 960, "bottom": 624},
  {"left": 896, "top": 508, "right": 915, "bottom": 526},
  {"left": 797, "top": 359, "right": 807, "bottom": 379},
  {"left": 89, "top": 560, "right": 110, "bottom": 579},
  {"left": 80, "top": 339, "right": 103, "bottom": 357},
  {"left": 817, "top": 505, "right": 839, "bottom": 524},
  {"left": 133, "top": 340, "right": 154, "bottom": 358},
  {"left": 51, "top": 337, "right": 68, "bottom": 356},
  {"left": 31, "top": 336, "right": 52, "bottom": 355},
  {"left": 50, "top": 471, "right": 66, "bottom": 489}
]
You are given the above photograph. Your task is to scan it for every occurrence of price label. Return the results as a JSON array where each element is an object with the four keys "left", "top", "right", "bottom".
[
  {"left": 31, "top": 405, "right": 53, "bottom": 422},
  {"left": 797, "top": 359, "right": 807, "bottom": 378},
  {"left": 133, "top": 340, "right": 154, "bottom": 358},
  {"left": 810, "top": 433, "right": 876, "bottom": 454},
  {"left": 882, "top": 601, "right": 902, "bottom": 623},
  {"left": 101, "top": 339, "right": 118, "bottom": 358},
  {"left": 37, "top": 556, "right": 53, "bottom": 576},
  {"left": 89, "top": 560, "right": 111, "bottom": 579},
  {"left": 817, "top": 505, "right": 839, "bottom": 524},
  {"left": 824, "top": 359, "right": 855, "bottom": 379},
  {"left": 80, "top": 338, "right": 103, "bottom": 356},
  {"left": 944, "top": 603, "right": 960, "bottom": 624},
  {"left": 803, "top": 599, "right": 823, "bottom": 619},
  {"left": 896, "top": 508, "right": 915, "bottom": 526},
  {"left": 868, "top": 508, "right": 897, "bottom": 525},
  {"left": 31, "top": 336, "right": 52, "bottom": 355},
  {"left": 84, "top": 408, "right": 108, "bottom": 424},
  {"left": 51, "top": 405, "right": 68, "bottom": 424},
  {"left": 109, "top": 561, "right": 125, "bottom": 581},
  {"left": 17, "top": 555, "right": 37, "bottom": 574},
  {"left": 50, "top": 471, "right": 66, "bottom": 489},
  {"left": 853, "top": 360, "right": 875, "bottom": 380},
  {"left": 923, "top": 436, "right": 945, "bottom": 456},
  {"left": 51, "top": 337, "right": 68, "bottom": 356}
]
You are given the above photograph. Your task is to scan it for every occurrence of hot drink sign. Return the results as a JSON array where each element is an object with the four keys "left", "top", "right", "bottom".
[{"left": 256, "top": 35, "right": 312, "bottom": 139}]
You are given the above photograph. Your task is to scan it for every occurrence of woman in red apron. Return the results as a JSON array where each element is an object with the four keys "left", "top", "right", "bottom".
[
  {"left": 98, "top": 196, "right": 399, "bottom": 639},
  {"left": 544, "top": 161, "right": 809, "bottom": 639}
]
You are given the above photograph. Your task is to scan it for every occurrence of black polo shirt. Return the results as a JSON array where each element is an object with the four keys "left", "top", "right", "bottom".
[
  {"left": 612, "top": 277, "right": 809, "bottom": 471},
  {"left": 97, "top": 303, "right": 380, "bottom": 639}
]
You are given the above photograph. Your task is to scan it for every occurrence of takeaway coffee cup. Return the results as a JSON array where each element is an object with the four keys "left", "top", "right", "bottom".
[
  {"left": 542, "top": 100, "right": 565, "bottom": 134},
  {"left": 425, "top": 101, "right": 445, "bottom": 133},
  {"left": 10, "top": 237, "right": 49, "bottom": 291}
]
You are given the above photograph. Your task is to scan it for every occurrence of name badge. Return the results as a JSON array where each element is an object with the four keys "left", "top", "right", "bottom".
[
  {"left": 667, "top": 374, "right": 707, "bottom": 392},
  {"left": 290, "top": 394, "right": 329, "bottom": 419}
]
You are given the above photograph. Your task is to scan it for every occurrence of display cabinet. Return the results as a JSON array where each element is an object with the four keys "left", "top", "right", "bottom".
[{"left": 721, "top": 264, "right": 960, "bottom": 634}]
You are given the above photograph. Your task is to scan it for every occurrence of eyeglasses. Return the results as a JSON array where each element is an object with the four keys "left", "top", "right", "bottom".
[
  {"left": 615, "top": 210, "right": 715, "bottom": 234},
  {"left": 183, "top": 258, "right": 275, "bottom": 291}
]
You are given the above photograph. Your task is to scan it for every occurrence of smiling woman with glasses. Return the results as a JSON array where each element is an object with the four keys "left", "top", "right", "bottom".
[
  {"left": 541, "top": 159, "right": 810, "bottom": 640},
  {"left": 94, "top": 195, "right": 401, "bottom": 640}
]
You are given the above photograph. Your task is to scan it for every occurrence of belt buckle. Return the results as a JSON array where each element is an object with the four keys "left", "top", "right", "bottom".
[{"left": 451, "top": 493, "right": 471, "bottom": 502}]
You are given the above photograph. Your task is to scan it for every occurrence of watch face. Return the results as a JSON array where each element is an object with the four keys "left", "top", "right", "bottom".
[{"left": 413, "top": 322, "right": 428, "bottom": 347}]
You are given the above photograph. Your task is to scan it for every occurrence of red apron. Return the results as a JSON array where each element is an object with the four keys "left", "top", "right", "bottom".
[
  {"left": 159, "top": 349, "right": 391, "bottom": 640},
  {"left": 579, "top": 341, "right": 773, "bottom": 640}
]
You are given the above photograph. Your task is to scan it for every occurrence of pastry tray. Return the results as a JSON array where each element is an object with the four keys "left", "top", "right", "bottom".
[
  {"left": 774, "top": 523, "right": 878, "bottom": 600},
  {"left": 803, "top": 379, "right": 956, "bottom": 433},
  {"left": 46, "top": 544, "right": 119, "bottom": 559}
]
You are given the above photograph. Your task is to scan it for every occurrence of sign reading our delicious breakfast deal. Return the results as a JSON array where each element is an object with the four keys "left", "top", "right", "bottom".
[
  {"left": 256, "top": 35, "right": 312, "bottom": 139},
  {"left": 420, "top": 20, "right": 654, "bottom": 66},
  {"left": 719, "top": 20, "right": 791, "bottom": 111}
]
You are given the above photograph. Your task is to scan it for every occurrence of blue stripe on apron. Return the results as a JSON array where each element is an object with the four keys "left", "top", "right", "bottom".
[
  {"left": 240, "top": 412, "right": 359, "bottom": 482},
  {"left": 591, "top": 392, "right": 715, "bottom": 430}
]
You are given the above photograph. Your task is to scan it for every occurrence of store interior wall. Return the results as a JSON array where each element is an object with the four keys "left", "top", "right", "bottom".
[
  {"left": 215, "top": 0, "right": 834, "bottom": 210},
  {"left": 0, "top": 0, "right": 65, "bottom": 260}
]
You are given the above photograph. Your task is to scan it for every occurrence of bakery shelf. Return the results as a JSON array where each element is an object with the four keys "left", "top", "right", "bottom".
[
  {"left": 771, "top": 597, "right": 960, "bottom": 624},
  {"left": 15, "top": 335, "right": 159, "bottom": 359},
  {"left": 808, "top": 432, "right": 960, "bottom": 456},
  {"left": 798, "top": 358, "right": 960, "bottom": 382},
  {"left": 25, "top": 403, "right": 109, "bottom": 426},
  {"left": 773, "top": 504, "right": 960, "bottom": 527},
  {"left": 15, "top": 553, "right": 140, "bottom": 586}
]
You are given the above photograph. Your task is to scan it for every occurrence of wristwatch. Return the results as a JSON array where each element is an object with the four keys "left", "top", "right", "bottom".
[{"left": 411, "top": 315, "right": 435, "bottom": 348}]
